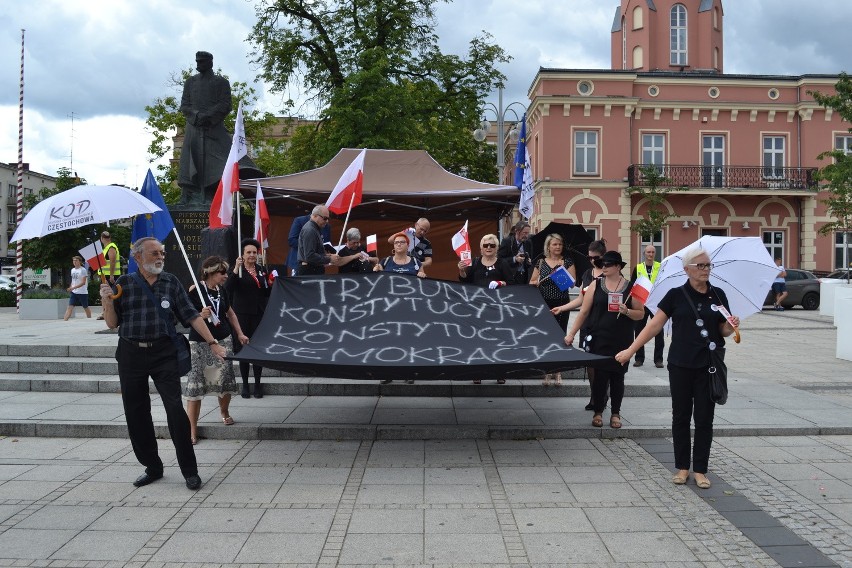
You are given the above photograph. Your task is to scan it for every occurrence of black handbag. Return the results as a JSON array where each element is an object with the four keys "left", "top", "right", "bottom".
[
  {"left": 132, "top": 272, "right": 192, "bottom": 377},
  {"left": 680, "top": 287, "right": 728, "bottom": 405}
]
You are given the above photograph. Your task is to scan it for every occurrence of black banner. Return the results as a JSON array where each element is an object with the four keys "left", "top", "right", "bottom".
[{"left": 231, "top": 273, "right": 608, "bottom": 380}]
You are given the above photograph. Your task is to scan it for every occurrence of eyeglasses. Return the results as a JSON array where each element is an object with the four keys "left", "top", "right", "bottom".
[
  {"left": 316, "top": 215, "right": 329, "bottom": 221},
  {"left": 393, "top": 240, "right": 408, "bottom": 245},
  {"left": 481, "top": 243, "right": 497, "bottom": 249},
  {"left": 688, "top": 262, "right": 714, "bottom": 270},
  {"left": 601, "top": 261, "right": 619, "bottom": 268}
]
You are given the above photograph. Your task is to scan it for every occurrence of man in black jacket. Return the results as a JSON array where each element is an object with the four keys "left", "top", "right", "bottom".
[{"left": 498, "top": 221, "right": 533, "bottom": 284}]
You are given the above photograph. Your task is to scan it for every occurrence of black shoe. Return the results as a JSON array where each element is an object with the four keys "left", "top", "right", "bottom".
[
  {"left": 253, "top": 384, "right": 263, "bottom": 398},
  {"left": 584, "top": 401, "right": 594, "bottom": 411},
  {"left": 633, "top": 360, "right": 644, "bottom": 367},
  {"left": 133, "top": 472, "right": 163, "bottom": 487},
  {"left": 655, "top": 361, "right": 664, "bottom": 368},
  {"left": 185, "top": 474, "right": 202, "bottom": 490},
  {"left": 241, "top": 385, "right": 250, "bottom": 398}
]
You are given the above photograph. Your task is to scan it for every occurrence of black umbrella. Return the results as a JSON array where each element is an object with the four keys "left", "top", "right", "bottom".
[{"left": 529, "top": 222, "right": 593, "bottom": 278}]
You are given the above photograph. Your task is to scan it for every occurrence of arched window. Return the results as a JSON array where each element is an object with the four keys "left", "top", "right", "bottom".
[
  {"left": 622, "top": 16, "right": 627, "bottom": 69},
  {"left": 633, "top": 46, "right": 644, "bottom": 69},
  {"left": 632, "top": 6, "right": 643, "bottom": 29},
  {"left": 670, "top": 4, "right": 687, "bottom": 66},
  {"left": 713, "top": 7, "right": 721, "bottom": 30},
  {"left": 713, "top": 47, "right": 719, "bottom": 70}
]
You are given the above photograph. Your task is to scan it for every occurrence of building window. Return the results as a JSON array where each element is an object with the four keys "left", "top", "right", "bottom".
[
  {"left": 585, "top": 228, "right": 598, "bottom": 243},
  {"left": 708, "top": 86, "right": 720, "bottom": 99},
  {"left": 768, "top": 88, "right": 780, "bottom": 100},
  {"left": 640, "top": 231, "right": 663, "bottom": 261},
  {"left": 648, "top": 85, "right": 660, "bottom": 97},
  {"left": 763, "top": 136, "right": 785, "bottom": 179},
  {"left": 713, "top": 7, "right": 720, "bottom": 30},
  {"left": 763, "top": 231, "right": 784, "bottom": 263},
  {"left": 632, "top": 6, "right": 643, "bottom": 29},
  {"left": 642, "top": 134, "right": 665, "bottom": 173},
  {"left": 670, "top": 4, "right": 688, "bottom": 66},
  {"left": 836, "top": 232, "right": 852, "bottom": 270},
  {"left": 632, "top": 46, "right": 643, "bottom": 69},
  {"left": 577, "top": 80, "right": 594, "bottom": 96},
  {"left": 574, "top": 131, "right": 599, "bottom": 175},
  {"left": 835, "top": 135, "right": 852, "bottom": 155},
  {"left": 702, "top": 135, "right": 725, "bottom": 188},
  {"left": 622, "top": 17, "right": 627, "bottom": 70},
  {"left": 7, "top": 184, "right": 15, "bottom": 198}
]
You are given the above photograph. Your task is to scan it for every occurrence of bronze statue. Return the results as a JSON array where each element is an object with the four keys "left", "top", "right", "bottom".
[{"left": 178, "top": 51, "right": 233, "bottom": 206}]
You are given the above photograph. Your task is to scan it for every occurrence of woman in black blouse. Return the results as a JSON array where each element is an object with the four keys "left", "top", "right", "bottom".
[
  {"left": 616, "top": 247, "right": 740, "bottom": 489},
  {"left": 183, "top": 256, "right": 249, "bottom": 444},
  {"left": 225, "top": 238, "right": 271, "bottom": 399},
  {"left": 458, "top": 233, "right": 514, "bottom": 384},
  {"left": 565, "top": 251, "right": 644, "bottom": 429}
]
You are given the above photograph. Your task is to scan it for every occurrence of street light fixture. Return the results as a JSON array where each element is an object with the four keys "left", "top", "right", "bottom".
[{"left": 473, "top": 86, "right": 527, "bottom": 184}]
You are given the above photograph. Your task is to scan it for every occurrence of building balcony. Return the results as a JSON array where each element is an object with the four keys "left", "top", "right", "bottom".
[{"left": 627, "top": 165, "right": 818, "bottom": 191}]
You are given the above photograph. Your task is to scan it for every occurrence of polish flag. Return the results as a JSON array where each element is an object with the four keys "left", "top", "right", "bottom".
[
  {"left": 78, "top": 241, "right": 105, "bottom": 271},
  {"left": 451, "top": 220, "right": 471, "bottom": 265},
  {"left": 209, "top": 100, "right": 247, "bottom": 228},
  {"left": 366, "top": 234, "right": 377, "bottom": 253},
  {"left": 629, "top": 275, "right": 653, "bottom": 304},
  {"left": 254, "top": 181, "right": 270, "bottom": 248},
  {"left": 326, "top": 149, "right": 365, "bottom": 215}
]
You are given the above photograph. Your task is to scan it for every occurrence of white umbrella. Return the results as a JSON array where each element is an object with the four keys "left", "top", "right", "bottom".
[
  {"left": 645, "top": 236, "right": 779, "bottom": 321},
  {"left": 10, "top": 185, "right": 161, "bottom": 242}
]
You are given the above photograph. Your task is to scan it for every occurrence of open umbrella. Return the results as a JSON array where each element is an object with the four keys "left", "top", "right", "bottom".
[
  {"left": 645, "top": 235, "right": 779, "bottom": 325},
  {"left": 10, "top": 185, "right": 161, "bottom": 243},
  {"left": 529, "top": 221, "right": 593, "bottom": 277}
]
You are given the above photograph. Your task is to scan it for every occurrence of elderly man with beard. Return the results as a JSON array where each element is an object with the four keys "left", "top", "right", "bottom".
[{"left": 100, "top": 237, "right": 226, "bottom": 491}]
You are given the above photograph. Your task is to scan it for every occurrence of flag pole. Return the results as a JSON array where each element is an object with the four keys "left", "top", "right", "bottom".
[
  {"left": 337, "top": 192, "right": 356, "bottom": 247},
  {"left": 15, "top": 29, "right": 24, "bottom": 312},
  {"left": 170, "top": 226, "right": 210, "bottom": 320},
  {"left": 236, "top": 190, "right": 242, "bottom": 277}
]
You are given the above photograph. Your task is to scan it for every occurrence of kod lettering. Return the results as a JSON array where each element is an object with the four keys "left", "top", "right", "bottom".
[{"left": 49, "top": 200, "right": 91, "bottom": 220}]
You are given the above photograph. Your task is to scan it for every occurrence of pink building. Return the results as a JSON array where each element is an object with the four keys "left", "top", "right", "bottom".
[{"left": 525, "top": 0, "right": 849, "bottom": 273}]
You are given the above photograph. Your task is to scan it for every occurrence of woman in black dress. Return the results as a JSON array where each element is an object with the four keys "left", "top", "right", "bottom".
[
  {"left": 225, "top": 238, "right": 271, "bottom": 398},
  {"left": 458, "top": 233, "right": 514, "bottom": 384},
  {"left": 565, "top": 251, "right": 644, "bottom": 429}
]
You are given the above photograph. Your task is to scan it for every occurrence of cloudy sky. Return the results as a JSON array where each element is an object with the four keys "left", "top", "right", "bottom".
[{"left": 1, "top": 0, "right": 850, "bottom": 188}]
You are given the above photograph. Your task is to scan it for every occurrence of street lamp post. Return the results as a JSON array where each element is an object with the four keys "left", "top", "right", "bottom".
[{"left": 473, "top": 86, "right": 527, "bottom": 185}]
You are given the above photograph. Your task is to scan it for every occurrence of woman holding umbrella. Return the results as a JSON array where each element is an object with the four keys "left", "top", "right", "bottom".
[
  {"left": 530, "top": 233, "right": 576, "bottom": 385},
  {"left": 458, "top": 233, "right": 515, "bottom": 385},
  {"left": 565, "top": 251, "right": 644, "bottom": 428},
  {"left": 615, "top": 248, "right": 740, "bottom": 489}
]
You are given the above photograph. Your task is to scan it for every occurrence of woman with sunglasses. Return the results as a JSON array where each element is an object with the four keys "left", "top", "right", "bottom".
[
  {"left": 616, "top": 248, "right": 739, "bottom": 490},
  {"left": 374, "top": 232, "right": 424, "bottom": 276},
  {"left": 530, "top": 234, "right": 576, "bottom": 385},
  {"left": 552, "top": 239, "right": 607, "bottom": 405},
  {"left": 458, "top": 233, "right": 515, "bottom": 384},
  {"left": 183, "top": 256, "right": 249, "bottom": 444},
  {"left": 227, "top": 238, "right": 272, "bottom": 398},
  {"left": 565, "top": 251, "right": 644, "bottom": 429}
]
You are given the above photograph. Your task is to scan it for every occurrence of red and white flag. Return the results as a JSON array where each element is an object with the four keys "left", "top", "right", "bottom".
[
  {"left": 365, "top": 234, "right": 377, "bottom": 253},
  {"left": 326, "top": 149, "right": 365, "bottom": 215},
  {"left": 209, "top": 100, "right": 247, "bottom": 228},
  {"left": 254, "top": 181, "right": 270, "bottom": 248},
  {"left": 630, "top": 275, "right": 653, "bottom": 304},
  {"left": 78, "top": 241, "right": 105, "bottom": 271},
  {"left": 451, "top": 220, "right": 471, "bottom": 265}
]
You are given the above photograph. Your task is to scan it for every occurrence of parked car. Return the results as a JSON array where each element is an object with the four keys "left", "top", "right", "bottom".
[
  {"left": 825, "top": 269, "right": 851, "bottom": 281},
  {"left": 0, "top": 275, "right": 15, "bottom": 291},
  {"left": 763, "top": 268, "right": 820, "bottom": 310}
]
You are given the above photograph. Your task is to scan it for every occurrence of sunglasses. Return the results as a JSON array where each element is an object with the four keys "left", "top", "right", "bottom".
[
  {"left": 601, "top": 261, "right": 619, "bottom": 268},
  {"left": 588, "top": 255, "right": 600, "bottom": 260},
  {"left": 481, "top": 243, "right": 497, "bottom": 248}
]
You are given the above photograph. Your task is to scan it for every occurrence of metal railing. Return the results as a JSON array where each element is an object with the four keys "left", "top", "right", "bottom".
[{"left": 627, "top": 165, "right": 818, "bottom": 190}]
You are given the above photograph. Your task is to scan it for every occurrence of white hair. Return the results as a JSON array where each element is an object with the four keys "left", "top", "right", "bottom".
[{"left": 681, "top": 247, "right": 709, "bottom": 267}]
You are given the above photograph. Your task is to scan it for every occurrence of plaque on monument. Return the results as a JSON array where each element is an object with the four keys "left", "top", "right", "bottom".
[{"left": 163, "top": 207, "right": 210, "bottom": 287}]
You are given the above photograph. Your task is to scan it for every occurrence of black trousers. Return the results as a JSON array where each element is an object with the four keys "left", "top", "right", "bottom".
[
  {"left": 233, "top": 312, "right": 264, "bottom": 383},
  {"left": 668, "top": 363, "right": 716, "bottom": 474},
  {"left": 295, "top": 264, "right": 325, "bottom": 276},
  {"left": 116, "top": 338, "right": 198, "bottom": 478},
  {"left": 592, "top": 366, "right": 625, "bottom": 415},
  {"left": 634, "top": 308, "right": 664, "bottom": 363}
]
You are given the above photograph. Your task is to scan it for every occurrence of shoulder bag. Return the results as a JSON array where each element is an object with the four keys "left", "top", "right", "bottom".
[
  {"left": 132, "top": 272, "right": 192, "bottom": 377},
  {"left": 680, "top": 286, "right": 727, "bottom": 405}
]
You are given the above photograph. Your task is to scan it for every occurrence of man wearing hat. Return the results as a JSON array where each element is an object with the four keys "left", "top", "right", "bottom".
[{"left": 178, "top": 51, "right": 233, "bottom": 205}]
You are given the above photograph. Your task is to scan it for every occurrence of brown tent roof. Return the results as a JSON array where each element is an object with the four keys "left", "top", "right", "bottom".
[{"left": 240, "top": 148, "right": 520, "bottom": 220}]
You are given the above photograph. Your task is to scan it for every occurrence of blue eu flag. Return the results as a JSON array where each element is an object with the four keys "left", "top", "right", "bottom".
[
  {"left": 128, "top": 169, "right": 175, "bottom": 273},
  {"left": 550, "top": 265, "right": 575, "bottom": 292},
  {"left": 512, "top": 113, "right": 527, "bottom": 189}
]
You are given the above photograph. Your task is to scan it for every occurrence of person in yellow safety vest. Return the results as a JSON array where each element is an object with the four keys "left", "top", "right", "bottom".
[
  {"left": 631, "top": 244, "right": 665, "bottom": 368},
  {"left": 98, "top": 231, "right": 122, "bottom": 285}
]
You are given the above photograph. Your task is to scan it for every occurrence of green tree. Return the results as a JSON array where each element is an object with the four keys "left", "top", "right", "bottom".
[
  {"left": 21, "top": 168, "right": 130, "bottom": 289},
  {"left": 810, "top": 73, "right": 852, "bottom": 278},
  {"left": 144, "top": 69, "right": 278, "bottom": 202},
  {"left": 626, "top": 165, "right": 686, "bottom": 240},
  {"left": 249, "top": 0, "right": 510, "bottom": 181}
]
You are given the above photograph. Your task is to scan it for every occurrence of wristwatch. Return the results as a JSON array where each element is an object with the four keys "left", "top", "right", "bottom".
[{"left": 207, "top": 340, "right": 217, "bottom": 346}]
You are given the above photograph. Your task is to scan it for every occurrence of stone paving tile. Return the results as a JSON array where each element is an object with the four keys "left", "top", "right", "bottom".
[
  {"left": 347, "top": 508, "right": 423, "bottom": 533},
  {"left": 361, "top": 466, "right": 424, "bottom": 485},
  {"left": 14, "top": 505, "right": 110, "bottom": 530},
  {"left": 88, "top": 506, "right": 180, "bottom": 532},
  {"left": 254, "top": 508, "right": 335, "bottom": 533},
  {"left": 424, "top": 508, "right": 500, "bottom": 534},
  {"left": 512, "top": 507, "right": 594, "bottom": 533},
  {"left": 51, "top": 530, "right": 155, "bottom": 562},
  {"left": 424, "top": 533, "right": 509, "bottom": 564}
]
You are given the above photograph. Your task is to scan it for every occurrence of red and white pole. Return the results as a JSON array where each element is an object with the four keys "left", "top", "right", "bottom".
[{"left": 15, "top": 29, "right": 25, "bottom": 311}]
